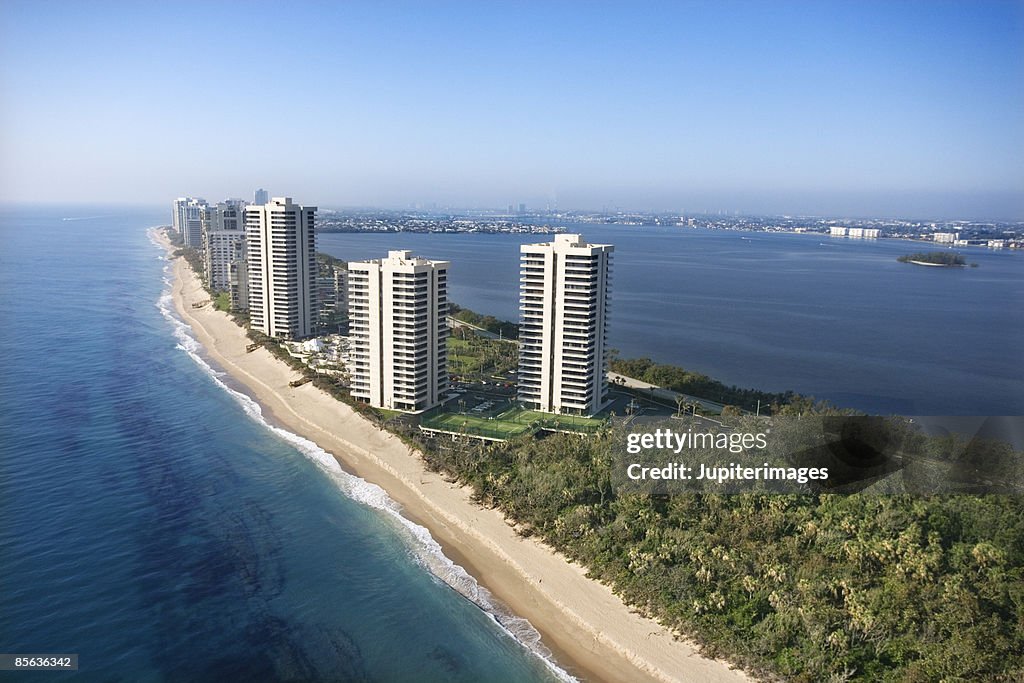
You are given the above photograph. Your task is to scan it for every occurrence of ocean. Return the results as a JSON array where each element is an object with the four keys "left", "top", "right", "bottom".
[
  {"left": 0, "top": 206, "right": 567, "bottom": 682},
  {"left": 319, "top": 225, "right": 1024, "bottom": 415}
]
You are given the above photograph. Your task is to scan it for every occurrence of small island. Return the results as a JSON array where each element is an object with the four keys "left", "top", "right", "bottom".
[{"left": 897, "top": 251, "right": 974, "bottom": 267}]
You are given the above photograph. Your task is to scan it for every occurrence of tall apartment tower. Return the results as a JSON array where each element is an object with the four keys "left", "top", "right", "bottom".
[
  {"left": 172, "top": 197, "right": 207, "bottom": 248},
  {"left": 244, "top": 197, "right": 317, "bottom": 340},
  {"left": 518, "top": 234, "right": 613, "bottom": 416},
  {"left": 254, "top": 188, "right": 269, "bottom": 205},
  {"left": 347, "top": 250, "right": 449, "bottom": 412},
  {"left": 201, "top": 200, "right": 247, "bottom": 291},
  {"left": 228, "top": 250, "right": 249, "bottom": 312}
]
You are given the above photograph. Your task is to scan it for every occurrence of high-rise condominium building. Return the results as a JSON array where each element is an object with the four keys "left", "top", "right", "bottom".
[
  {"left": 201, "top": 200, "right": 247, "bottom": 291},
  {"left": 244, "top": 197, "right": 317, "bottom": 340},
  {"left": 317, "top": 262, "right": 349, "bottom": 333},
  {"left": 228, "top": 256, "right": 248, "bottom": 312},
  {"left": 254, "top": 188, "right": 269, "bottom": 205},
  {"left": 172, "top": 197, "right": 208, "bottom": 248},
  {"left": 347, "top": 250, "right": 449, "bottom": 412},
  {"left": 518, "top": 234, "right": 613, "bottom": 416}
]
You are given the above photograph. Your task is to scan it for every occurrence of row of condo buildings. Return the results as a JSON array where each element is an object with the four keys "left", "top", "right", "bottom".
[
  {"left": 829, "top": 227, "right": 881, "bottom": 238},
  {"left": 172, "top": 192, "right": 345, "bottom": 339},
  {"left": 173, "top": 195, "right": 613, "bottom": 417}
]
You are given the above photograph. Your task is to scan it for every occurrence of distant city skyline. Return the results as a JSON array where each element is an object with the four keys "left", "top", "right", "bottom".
[{"left": 1, "top": 1, "right": 1021, "bottom": 220}]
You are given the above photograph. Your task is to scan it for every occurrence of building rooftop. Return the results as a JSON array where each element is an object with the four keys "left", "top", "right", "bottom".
[
  {"left": 350, "top": 250, "right": 449, "bottom": 268},
  {"left": 523, "top": 233, "right": 613, "bottom": 250}
]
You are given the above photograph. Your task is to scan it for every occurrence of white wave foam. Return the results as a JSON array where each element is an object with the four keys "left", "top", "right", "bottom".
[{"left": 151, "top": 259, "right": 575, "bottom": 682}]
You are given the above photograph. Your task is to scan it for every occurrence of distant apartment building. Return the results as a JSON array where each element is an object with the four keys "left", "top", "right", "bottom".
[
  {"left": 244, "top": 197, "right": 317, "bottom": 339},
  {"left": 347, "top": 250, "right": 449, "bottom": 412},
  {"left": 172, "top": 197, "right": 208, "bottom": 248},
  {"left": 518, "top": 234, "right": 613, "bottom": 417},
  {"left": 254, "top": 188, "right": 269, "bottom": 205},
  {"left": 228, "top": 257, "right": 248, "bottom": 311},
  {"left": 317, "top": 262, "right": 349, "bottom": 333},
  {"left": 934, "top": 232, "right": 959, "bottom": 243},
  {"left": 333, "top": 265, "right": 349, "bottom": 321},
  {"left": 832, "top": 227, "right": 879, "bottom": 239},
  {"left": 201, "top": 200, "right": 247, "bottom": 291}
]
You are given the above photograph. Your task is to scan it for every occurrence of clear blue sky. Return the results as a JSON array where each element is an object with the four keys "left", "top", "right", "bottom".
[{"left": 1, "top": 1, "right": 1022, "bottom": 219}]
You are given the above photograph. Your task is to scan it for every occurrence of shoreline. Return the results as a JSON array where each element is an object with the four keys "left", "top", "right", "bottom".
[
  {"left": 906, "top": 259, "right": 963, "bottom": 267},
  {"left": 155, "top": 229, "right": 752, "bottom": 683}
]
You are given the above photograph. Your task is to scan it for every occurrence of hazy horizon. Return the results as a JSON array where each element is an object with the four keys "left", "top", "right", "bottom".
[
  {"left": 2, "top": 1, "right": 1022, "bottom": 220},
  {"left": 3, "top": 195, "right": 1023, "bottom": 225}
]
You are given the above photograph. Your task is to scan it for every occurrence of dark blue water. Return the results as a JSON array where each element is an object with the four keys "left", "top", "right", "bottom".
[
  {"left": 320, "top": 227, "right": 1024, "bottom": 415},
  {"left": 0, "top": 207, "right": 567, "bottom": 682}
]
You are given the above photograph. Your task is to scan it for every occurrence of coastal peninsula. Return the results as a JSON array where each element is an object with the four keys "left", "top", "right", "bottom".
[{"left": 154, "top": 228, "right": 751, "bottom": 683}]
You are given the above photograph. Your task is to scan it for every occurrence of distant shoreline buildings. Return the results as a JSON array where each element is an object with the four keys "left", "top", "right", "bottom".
[
  {"left": 829, "top": 227, "right": 880, "bottom": 238},
  {"left": 172, "top": 197, "right": 207, "bottom": 248},
  {"left": 202, "top": 199, "right": 246, "bottom": 291}
]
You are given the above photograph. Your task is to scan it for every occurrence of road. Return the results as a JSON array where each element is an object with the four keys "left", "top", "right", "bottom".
[
  {"left": 448, "top": 316, "right": 505, "bottom": 340},
  {"left": 608, "top": 372, "right": 729, "bottom": 415}
]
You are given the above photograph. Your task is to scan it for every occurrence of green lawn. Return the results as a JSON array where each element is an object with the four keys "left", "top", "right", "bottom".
[
  {"left": 500, "top": 408, "right": 605, "bottom": 425},
  {"left": 497, "top": 408, "right": 608, "bottom": 433},
  {"left": 447, "top": 335, "right": 517, "bottom": 380},
  {"left": 372, "top": 407, "right": 402, "bottom": 421},
  {"left": 421, "top": 411, "right": 534, "bottom": 439},
  {"left": 422, "top": 406, "right": 608, "bottom": 440}
]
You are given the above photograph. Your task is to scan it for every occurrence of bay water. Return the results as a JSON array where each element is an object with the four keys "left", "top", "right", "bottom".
[{"left": 320, "top": 225, "right": 1024, "bottom": 415}]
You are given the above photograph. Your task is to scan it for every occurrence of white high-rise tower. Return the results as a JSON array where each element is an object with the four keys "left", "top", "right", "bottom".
[
  {"left": 201, "top": 200, "right": 246, "bottom": 291},
  {"left": 518, "top": 234, "right": 613, "bottom": 416},
  {"left": 244, "top": 197, "right": 317, "bottom": 340},
  {"left": 347, "top": 250, "right": 449, "bottom": 412},
  {"left": 172, "top": 197, "right": 207, "bottom": 248}
]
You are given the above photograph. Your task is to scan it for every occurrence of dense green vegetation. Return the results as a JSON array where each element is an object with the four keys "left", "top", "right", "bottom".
[
  {"left": 448, "top": 335, "right": 517, "bottom": 380},
  {"left": 173, "top": 246, "right": 205, "bottom": 278},
  {"left": 449, "top": 303, "right": 520, "bottom": 339},
  {"left": 317, "top": 252, "right": 346, "bottom": 269},
  {"left": 166, "top": 228, "right": 212, "bottom": 292},
  {"left": 213, "top": 291, "right": 231, "bottom": 312},
  {"left": 611, "top": 357, "right": 800, "bottom": 415},
  {"left": 897, "top": 251, "right": 969, "bottom": 266},
  {"left": 414, "top": 425, "right": 1024, "bottom": 681}
]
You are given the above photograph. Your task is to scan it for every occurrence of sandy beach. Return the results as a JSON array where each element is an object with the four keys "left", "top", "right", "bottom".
[{"left": 157, "top": 230, "right": 752, "bottom": 683}]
